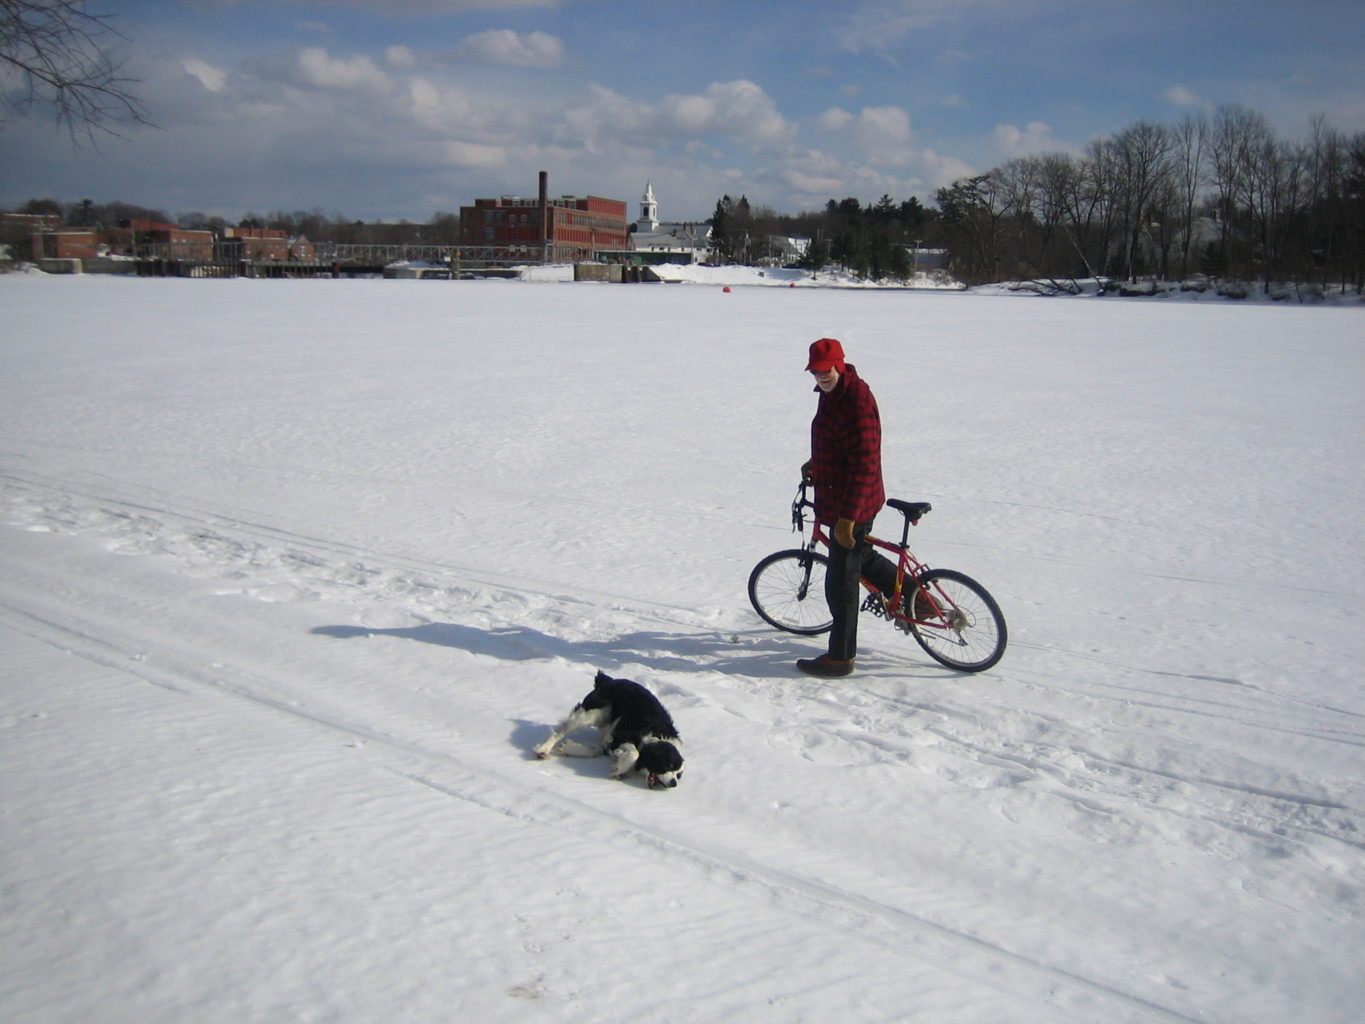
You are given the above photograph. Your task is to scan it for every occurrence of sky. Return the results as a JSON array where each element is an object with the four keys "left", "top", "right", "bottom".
[{"left": 2, "top": 0, "right": 1363, "bottom": 224}]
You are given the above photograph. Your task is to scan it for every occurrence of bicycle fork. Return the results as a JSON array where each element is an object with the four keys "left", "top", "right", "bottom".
[{"left": 796, "top": 548, "right": 822, "bottom": 602}]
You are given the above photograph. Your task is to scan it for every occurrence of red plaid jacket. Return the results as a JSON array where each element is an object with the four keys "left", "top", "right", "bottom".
[{"left": 809, "top": 363, "right": 885, "bottom": 525}]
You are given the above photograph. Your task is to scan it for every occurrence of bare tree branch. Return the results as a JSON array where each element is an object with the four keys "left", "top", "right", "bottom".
[{"left": 1, "top": 0, "right": 152, "bottom": 141}]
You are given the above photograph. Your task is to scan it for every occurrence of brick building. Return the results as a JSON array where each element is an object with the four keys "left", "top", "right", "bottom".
[
  {"left": 32, "top": 228, "right": 103, "bottom": 260},
  {"left": 1, "top": 212, "right": 60, "bottom": 261},
  {"left": 222, "top": 226, "right": 291, "bottom": 261},
  {"left": 113, "top": 220, "right": 214, "bottom": 261},
  {"left": 31, "top": 219, "right": 214, "bottom": 262},
  {"left": 459, "top": 171, "right": 628, "bottom": 262}
]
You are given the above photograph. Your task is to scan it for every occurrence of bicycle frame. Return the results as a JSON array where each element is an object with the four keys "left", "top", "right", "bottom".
[{"left": 791, "top": 485, "right": 950, "bottom": 628}]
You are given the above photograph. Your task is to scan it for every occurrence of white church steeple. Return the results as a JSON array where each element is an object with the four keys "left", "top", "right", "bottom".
[{"left": 638, "top": 181, "right": 659, "bottom": 232}]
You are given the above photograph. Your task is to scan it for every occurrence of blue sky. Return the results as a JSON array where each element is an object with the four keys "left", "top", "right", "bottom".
[{"left": 3, "top": 0, "right": 1362, "bottom": 223}]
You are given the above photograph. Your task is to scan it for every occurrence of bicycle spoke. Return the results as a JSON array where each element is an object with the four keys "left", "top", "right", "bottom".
[
  {"left": 906, "top": 569, "right": 1007, "bottom": 672},
  {"left": 748, "top": 549, "right": 832, "bottom": 635}
]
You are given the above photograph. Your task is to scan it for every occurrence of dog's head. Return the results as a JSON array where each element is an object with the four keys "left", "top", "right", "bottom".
[{"left": 638, "top": 740, "right": 684, "bottom": 789}]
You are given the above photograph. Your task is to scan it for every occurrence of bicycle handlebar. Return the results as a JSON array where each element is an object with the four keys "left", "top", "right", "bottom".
[
  {"left": 790, "top": 480, "right": 931, "bottom": 540},
  {"left": 790, "top": 484, "right": 809, "bottom": 531}
]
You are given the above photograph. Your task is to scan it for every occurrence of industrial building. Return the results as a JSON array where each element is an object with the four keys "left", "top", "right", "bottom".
[{"left": 458, "top": 172, "right": 628, "bottom": 263}]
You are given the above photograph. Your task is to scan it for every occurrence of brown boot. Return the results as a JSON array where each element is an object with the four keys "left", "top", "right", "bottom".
[{"left": 796, "top": 655, "right": 855, "bottom": 677}]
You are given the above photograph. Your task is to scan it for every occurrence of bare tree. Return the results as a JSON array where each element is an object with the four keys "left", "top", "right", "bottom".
[
  {"left": 995, "top": 156, "right": 1043, "bottom": 275},
  {"left": 1207, "top": 105, "right": 1273, "bottom": 274},
  {"left": 1170, "top": 113, "right": 1208, "bottom": 278},
  {"left": 1079, "top": 136, "right": 1123, "bottom": 278},
  {"left": 1, "top": 0, "right": 150, "bottom": 139},
  {"left": 935, "top": 174, "right": 1009, "bottom": 283},
  {"left": 1110, "top": 120, "right": 1175, "bottom": 281},
  {"left": 1303, "top": 115, "right": 1349, "bottom": 288},
  {"left": 1037, "top": 152, "right": 1098, "bottom": 280}
]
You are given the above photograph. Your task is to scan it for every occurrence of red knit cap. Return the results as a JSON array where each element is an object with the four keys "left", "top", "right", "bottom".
[{"left": 806, "top": 337, "right": 846, "bottom": 373}]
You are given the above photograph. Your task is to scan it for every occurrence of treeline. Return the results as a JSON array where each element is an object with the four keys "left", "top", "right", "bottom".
[
  {"left": 713, "top": 105, "right": 1365, "bottom": 290},
  {"left": 937, "top": 107, "right": 1365, "bottom": 289},
  {"left": 12, "top": 104, "right": 1363, "bottom": 288},
  {"left": 709, "top": 192, "right": 936, "bottom": 282}
]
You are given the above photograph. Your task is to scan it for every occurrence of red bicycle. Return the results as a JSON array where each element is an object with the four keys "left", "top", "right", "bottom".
[{"left": 748, "top": 482, "right": 1007, "bottom": 672}]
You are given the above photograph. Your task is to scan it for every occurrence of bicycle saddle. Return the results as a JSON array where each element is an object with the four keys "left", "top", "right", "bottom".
[{"left": 887, "top": 499, "right": 932, "bottom": 522}]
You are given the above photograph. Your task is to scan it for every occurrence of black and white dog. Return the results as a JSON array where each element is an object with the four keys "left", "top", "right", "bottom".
[{"left": 534, "top": 671, "right": 684, "bottom": 789}]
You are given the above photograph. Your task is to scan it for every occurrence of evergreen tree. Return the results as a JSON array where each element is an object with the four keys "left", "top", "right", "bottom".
[
  {"left": 1198, "top": 241, "right": 1227, "bottom": 279},
  {"left": 708, "top": 194, "right": 754, "bottom": 264},
  {"left": 888, "top": 241, "right": 912, "bottom": 282},
  {"left": 798, "top": 233, "right": 830, "bottom": 273},
  {"left": 708, "top": 196, "right": 733, "bottom": 263}
]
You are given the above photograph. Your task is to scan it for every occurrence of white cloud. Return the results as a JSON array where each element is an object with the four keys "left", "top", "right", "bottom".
[
  {"left": 658, "top": 81, "right": 795, "bottom": 148},
  {"left": 780, "top": 146, "right": 863, "bottom": 201},
  {"left": 407, "top": 77, "right": 480, "bottom": 132},
  {"left": 1162, "top": 84, "right": 1211, "bottom": 109},
  {"left": 855, "top": 105, "right": 912, "bottom": 148},
  {"left": 991, "top": 120, "right": 1061, "bottom": 159},
  {"left": 838, "top": 0, "right": 1017, "bottom": 55},
  {"left": 815, "top": 105, "right": 914, "bottom": 165},
  {"left": 566, "top": 80, "right": 794, "bottom": 153},
  {"left": 917, "top": 147, "right": 976, "bottom": 188},
  {"left": 784, "top": 169, "right": 847, "bottom": 196},
  {"left": 455, "top": 29, "right": 565, "bottom": 69},
  {"left": 559, "top": 84, "right": 650, "bottom": 150},
  {"left": 182, "top": 58, "right": 228, "bottom": 94},
  {"left": 296, "top": 47, "right": 392, "bottom": 92},
  {"left": 816, "top": 107, "right": 854, "bottom": 132},
  {"left": 385, "top": 46, "right": 418, "bottom": 70},
  {"left": 443, "top": 140, "right": 507, "bottom": 168},
  {"left": 148, "top": 37, "right": 972, "bottom": 220}
]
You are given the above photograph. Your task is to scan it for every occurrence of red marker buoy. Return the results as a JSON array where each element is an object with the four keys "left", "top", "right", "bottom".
[{"left": 723, "top": 286, "right": 731, "bottom": 293}]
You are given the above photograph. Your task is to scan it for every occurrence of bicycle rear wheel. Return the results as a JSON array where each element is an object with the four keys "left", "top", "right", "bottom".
[
  {"left": 748, "top": 549, "right": 832, "bottom": 634},
  {"left": 906, "top": 569, "right": 1007, "bottom": 672}
]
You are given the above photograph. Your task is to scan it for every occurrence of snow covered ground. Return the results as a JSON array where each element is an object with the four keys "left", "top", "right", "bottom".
[{"left": 2, "top": 270, "right": 1362, "bottom": 1024}]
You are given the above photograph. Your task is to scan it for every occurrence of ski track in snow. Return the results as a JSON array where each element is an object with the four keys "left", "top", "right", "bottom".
[
  {"left": 5, "top": 462, "right": 1362, "bottom": 1012},
  {"left": 7, "top": 463, "right": 1363, "bottom": 816},
  {"left": 0, "top": 479, "right": 1193, "bottom": 1023},
  {"left": 0, "top": 488, "right": 1236, "bottom": 1024}
]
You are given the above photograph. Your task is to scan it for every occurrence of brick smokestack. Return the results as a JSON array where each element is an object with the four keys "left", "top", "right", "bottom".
[{"left": 539, "top": 171, "right": 549, "bottom": 248}]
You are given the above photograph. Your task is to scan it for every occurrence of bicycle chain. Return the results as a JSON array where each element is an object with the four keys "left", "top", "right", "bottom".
[{"left": 863, "top": 590, "right": 917, "bottom": 634}]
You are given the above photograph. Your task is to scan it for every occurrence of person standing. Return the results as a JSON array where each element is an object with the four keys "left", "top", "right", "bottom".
[{"left": 798, "top": 337, "right": 897, "bottom": 677}]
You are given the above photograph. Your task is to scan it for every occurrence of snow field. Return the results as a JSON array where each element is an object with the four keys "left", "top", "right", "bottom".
[{"left": 1, "top": 271, "right": 1363, "bottom": 1023}]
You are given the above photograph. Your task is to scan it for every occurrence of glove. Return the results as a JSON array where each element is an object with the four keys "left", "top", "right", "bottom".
[{"left": 834, "top": 517, "right": 856, "bottom": 549}]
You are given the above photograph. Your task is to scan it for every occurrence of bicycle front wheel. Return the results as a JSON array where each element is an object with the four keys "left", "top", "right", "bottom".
[
  {"left": 748, "top": 549, "right": 832, "bottom": 635},
  {"left": 907, "top": 569, "right": 1007, "bottom": 672}
]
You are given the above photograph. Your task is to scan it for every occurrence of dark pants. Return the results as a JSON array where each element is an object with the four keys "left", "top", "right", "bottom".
[{"left": 825, "top": 520, "right": 899, "bottom": 661}]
